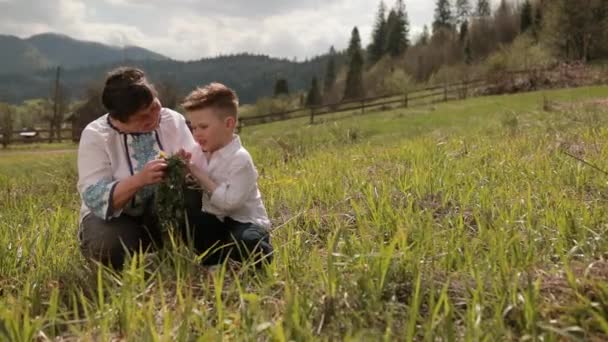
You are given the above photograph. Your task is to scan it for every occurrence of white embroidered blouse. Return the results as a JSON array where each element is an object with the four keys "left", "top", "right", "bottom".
[{"left": 77, "top": 108, "right": 204, "bottom": 223}]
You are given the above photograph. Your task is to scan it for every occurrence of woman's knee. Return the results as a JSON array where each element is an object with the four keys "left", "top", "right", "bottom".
[{"left": 79, "top": 214, "right": 159, "bottom": 269}]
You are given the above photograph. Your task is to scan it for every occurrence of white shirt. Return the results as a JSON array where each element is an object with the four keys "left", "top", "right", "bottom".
[
  {"left": 77, "top": 108, "right": 205, "bottom": 223},
  {"left": 201, "top": 135, "right": 271, "bottom": 229}
]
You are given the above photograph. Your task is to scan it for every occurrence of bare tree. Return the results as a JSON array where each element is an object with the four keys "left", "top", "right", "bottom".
[
  {"left": 468, "top": 16, "right": 497, "bottom": 61},
  {"left": 48, "top": 67, "right": 69, "bottom": 142},
  {"left": 0, "top": 103, "right": 14, "bottom": 148},
  {"left": 72, "top": 82, "right": 105, "bottom": 142},
  {"left": 155, "top": 78, "right": 180, "bottom": 110},
  {"left": 542, "top": 0, "right": 608, "bottom": 61}
]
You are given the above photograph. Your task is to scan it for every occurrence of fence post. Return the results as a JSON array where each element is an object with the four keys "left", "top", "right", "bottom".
[
  {"left": 443, "top": 82, "right": 448, "bottom": 102},
  {"left": 361, "top": 99, "right": 366, "bottom": 115},
  {"left": 309, "top": 107, "right": 315, "bottom": 124},
  {"left": 404, "top": 92, "right": 409, "bottom": 108}
]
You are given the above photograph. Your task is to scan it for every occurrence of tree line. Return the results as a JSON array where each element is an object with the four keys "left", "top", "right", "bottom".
[
  {"left": 3, "top": 0, "right": 607, "bottom": 134},
  {"left": 297, "top": 0, "right": 608, "bottom": 107}
]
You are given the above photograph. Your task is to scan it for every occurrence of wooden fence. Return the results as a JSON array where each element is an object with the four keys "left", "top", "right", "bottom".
[
  {"left": 236, "top": 67, "right": 562, "bottom": 130},
  {"left": 238, "top": 77, "right": 490, "bottom": 130},
  {"left": 1, "top": 128, "right": 73, "bottom": 147}
]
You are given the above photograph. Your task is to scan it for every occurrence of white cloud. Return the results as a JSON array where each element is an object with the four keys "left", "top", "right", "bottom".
[{"left": 0, "top": 0, "right": 500, "bottom": 60}]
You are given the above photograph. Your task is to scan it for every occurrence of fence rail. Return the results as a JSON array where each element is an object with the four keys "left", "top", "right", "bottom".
[
  {"left": 239, "top": 75, "right": 492, "bottom": 129},
  {"left": 237, "top": 67, "right": 562, "bottom": 129}
]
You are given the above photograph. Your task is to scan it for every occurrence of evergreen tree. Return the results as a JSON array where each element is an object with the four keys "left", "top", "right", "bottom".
[
  {"left": 273, "top": 79, "right": 289, "bottom": 96},
  {"left": 344, "top": 27, "right": 365, "bottom": 100},
  {"left": 464, "top": 39, "right": 473, "bottom": 64},
  {"left": 323, "top": 46, "right": 337, "bottom": 94},
  {"left": 384, "top": 10, "right": 398, "bottom": 50},
  {"left": 459, "top": 20, "right": 469, "bottom": 42},
  {"left": 385, "top": 0, "right": 410, "bottom": 57},
  {"left": 306, "top": 77, "right": 322, "bottom": 106},
  {"left": 520, "top": 0, "right": 533, "bottom": 32},
  {"left": 455, "top": 0, "right": 472, "bottom": 26},
  {"left": 433, "top": 0, "right": 454, "bottom": 32},
  {"left": 532, "top": 1, "right": 543, "bottom": 39},
  {"left": 476, "top": 0, "right": 491, "bottom": 17},
  {"left": 368, "top": 1, "right": 388, "bottom": 64},
  {"left": 495, "top": 0, "right": 518, "bottom": 44},
  {"left": 418, "top": 25, "right": 430, "bottom": 45}
]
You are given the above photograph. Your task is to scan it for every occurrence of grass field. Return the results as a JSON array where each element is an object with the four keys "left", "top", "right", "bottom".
[{"left": 2, "top": 86, "right": 608, "bottom": 340}]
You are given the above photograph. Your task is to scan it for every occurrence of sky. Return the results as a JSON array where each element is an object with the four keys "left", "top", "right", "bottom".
[{"left": 0, "top": 0, "right": 502, "bottom": 61}]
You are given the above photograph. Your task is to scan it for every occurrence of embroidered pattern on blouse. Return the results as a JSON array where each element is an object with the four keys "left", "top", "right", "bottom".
[
  {"left": 128, "top": 133, "right": 160, "bottom": 204},
  {"left": 83, "top": 178, "right": 113, "bottom": 219},
  {"left": 130, "top": 133, "right": 159, "bottom": 171}
]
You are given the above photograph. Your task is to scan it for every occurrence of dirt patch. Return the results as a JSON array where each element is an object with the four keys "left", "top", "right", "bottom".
[
  {"left": 414, "top": 192, "right": 477, "bottom": 232},
  {"left": 525, "top": 260, "right": 608, "bottom": 339},
  {"left": 589, "top": 98, "right": 608, "bottom": 107},
  {"left": 481, "top": 62, "right": 608, "bottom": 96},
  {"left": 536, "top": 260, "right": 608, "bottom": 303}
]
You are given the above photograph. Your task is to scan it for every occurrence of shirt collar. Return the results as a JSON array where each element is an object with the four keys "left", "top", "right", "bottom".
[{"left": 212, "top": 134, "right": 241, "bottom": 160}]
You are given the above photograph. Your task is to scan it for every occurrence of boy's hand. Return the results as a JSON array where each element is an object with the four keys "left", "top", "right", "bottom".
[
  {"left": 186, "top": 160, "right": 217, "bottom": 193},
  {"left": 176, "top": 148, "right": 192, "bottom": 163},
  {"left": 186, "top": 159, "right": 205, "bottom": 179}
]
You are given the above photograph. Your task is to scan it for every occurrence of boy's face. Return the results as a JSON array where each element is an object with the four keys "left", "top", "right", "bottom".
[{"left": 188, "top": 107, "right": 236, "bottom": 153}]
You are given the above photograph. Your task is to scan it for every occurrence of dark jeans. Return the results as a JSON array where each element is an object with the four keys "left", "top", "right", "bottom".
[
  {"left": 182, "top": 187, "right": 273, "bottom": 265},
  {"left": 182, "top": 211, "right": 273, "bottom": 266},
  {"left": 79, "top": 189, "right": 272, "bottom": 269}
]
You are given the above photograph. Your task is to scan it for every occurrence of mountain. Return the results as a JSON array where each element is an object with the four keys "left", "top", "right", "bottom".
[
  {"left": 0, "top": 35, "right": 51, "bottom": 74},
  {"left": 0, "top": 53, "right": 347, "bottom": 105},
  {"left": 0, "top": 33, "right": 346, "bottom": 105},
  {"left": 26, "top": 33, "right": 168, "bottom": 68},
  {"left": 0, "top": 33, "right": 168, "bottom": 74}
]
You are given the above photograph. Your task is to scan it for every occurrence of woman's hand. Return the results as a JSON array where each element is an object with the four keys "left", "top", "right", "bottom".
[
  {"left": 136, "top": 159, "right": 167, "bottom": 186},
  {"left": 112, "top": 159, "right": 166, "bottom": 213}
]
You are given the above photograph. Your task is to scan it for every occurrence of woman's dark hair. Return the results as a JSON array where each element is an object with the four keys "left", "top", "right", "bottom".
[{"left": 101, "top": 67, "right": 157, "bottom": 122}]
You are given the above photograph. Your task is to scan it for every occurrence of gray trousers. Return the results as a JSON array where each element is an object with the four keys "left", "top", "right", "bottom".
[{"left": 79, "top": 211, "right": 163, "bottom": 269}]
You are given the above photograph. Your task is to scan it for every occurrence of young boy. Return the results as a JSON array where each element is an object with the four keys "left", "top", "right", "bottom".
[{"left": 181, "top": 83, "right": 273, "bottom": 266}]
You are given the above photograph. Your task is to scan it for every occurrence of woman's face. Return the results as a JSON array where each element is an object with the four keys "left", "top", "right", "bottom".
[{"left": 125, "top": 98, "right": 162, "bottom": 132}]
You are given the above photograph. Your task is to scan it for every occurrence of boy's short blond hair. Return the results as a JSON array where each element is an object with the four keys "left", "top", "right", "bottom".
[{"left": 182, "top": 83, "right": 239, "bottom": 119}]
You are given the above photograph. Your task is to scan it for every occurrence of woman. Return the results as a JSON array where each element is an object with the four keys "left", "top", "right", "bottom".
[{"left": 77, "top": 67, "right": 201, "bottom": 269}]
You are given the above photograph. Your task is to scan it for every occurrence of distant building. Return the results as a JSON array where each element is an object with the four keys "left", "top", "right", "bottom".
[{"left": 19, "top": 128, "right": 38, "bottom": 138}]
